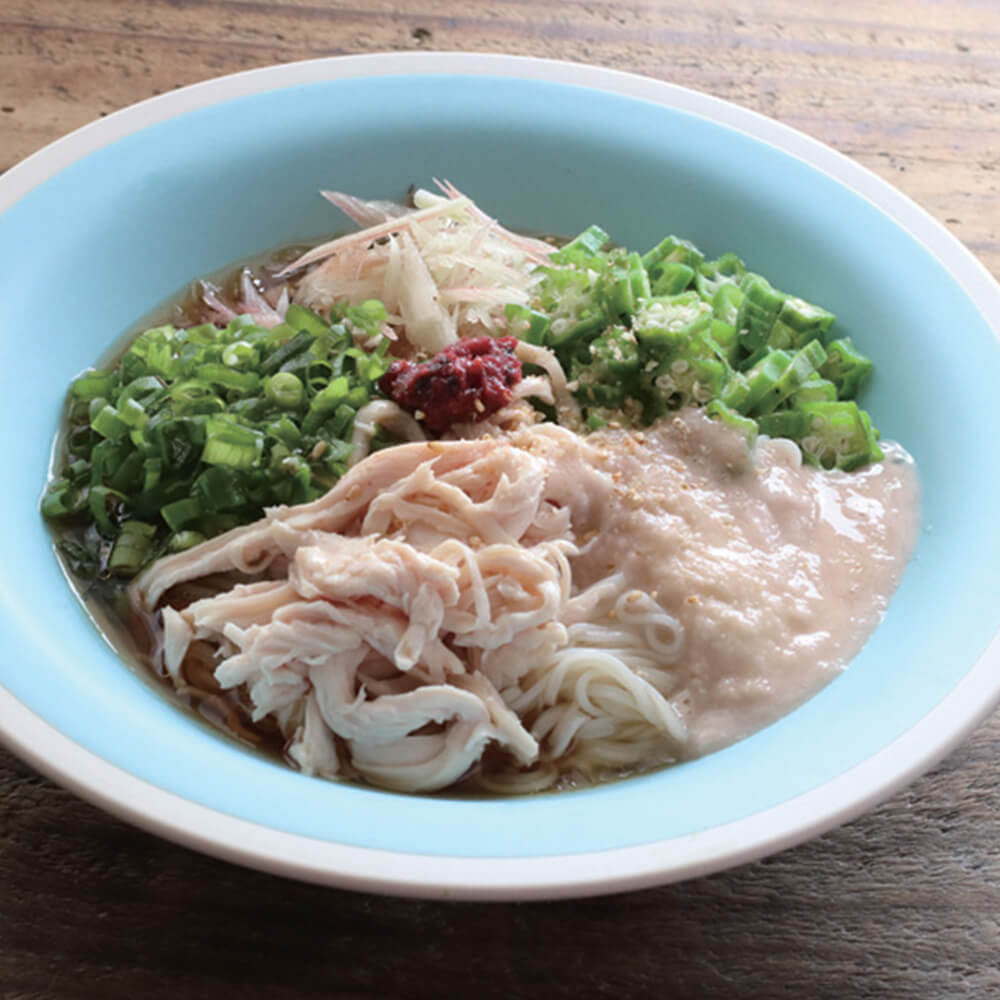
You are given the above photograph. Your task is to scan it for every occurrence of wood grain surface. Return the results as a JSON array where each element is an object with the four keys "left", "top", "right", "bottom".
[{"left": 2, "top": 2, "right": 999, "bottom": 997}]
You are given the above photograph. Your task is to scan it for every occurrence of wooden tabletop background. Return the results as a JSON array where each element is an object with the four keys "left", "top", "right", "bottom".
[{"left": 2, "top": 2, "right": 999, "bottom": 996}]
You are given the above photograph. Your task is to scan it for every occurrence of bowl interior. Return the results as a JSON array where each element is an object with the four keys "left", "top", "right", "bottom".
[{"left": 1, "top": 71, "right": 999, "bottom": 860}]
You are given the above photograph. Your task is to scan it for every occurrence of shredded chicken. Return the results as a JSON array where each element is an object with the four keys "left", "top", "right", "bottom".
[{"left": 133, "top": 425, "right": 686, "bottom": 793}]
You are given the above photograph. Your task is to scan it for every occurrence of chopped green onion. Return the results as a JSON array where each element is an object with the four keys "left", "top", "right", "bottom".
[
  {"left": 119, "top": 375, "right": 166, "bottom": 407},
  {"left": 222, "top": 341, "right": 259, "bottom": 368},
  {"left": 260, "top": 331, "right": 314, "bottom": 376},
  {"left": 342, "top": 299, "right": 388, "bottom": 337},
  {"left": 302, "top": 376, "right": 350, "bottom": 434},
  {"left": 45, "top": 294, "right": 395, "bottom": 578},
  {"left": 326, "top": 403, "right": 357, "bottom": 440},
  {"left": 285, "top": 303, "right": 332, "bottom": 339},
  {"left": 196, "top": 363, "right": 261, "bottom": 394},
  {"left": 91, "top": 404, "right": 129, "bottom": 441},
  {"left": 267, "top": 414, "right": 302, "bottom": 448},
  {"left": 108, "top": 520, "right": 157, "bottom": 576},
  {"left": 40, "top": 480, "right": 85, "bottom": 518},
  {"left": 195, "top": 465, "right": 247, "bottom": 511},
  {"left": 169, "top": 381, "right": 225, "bottom": 415},
  {"left": 161, "top": 497, "right": 204, "bottom": 532},
  {"left": 265, "top": 372, "right": 305, "bottom": 410},
  {"left": 201, "top": 418, "right": 264, "bottom": 469},
  {"left": 346, "top": 385, "right": 369, "bottom": 409},
  {"left": 168, "top": 530, "right": 206, "bottom": 552},
  {"left": 87, "top": 485, "right": 120, "bottom": 536},
  {"left": 117, "top": 397, "right": 149, "bottom": 429},
  {"left": 71, "top": 369, "right": 116, "bottom": 400},
  {"left": 142, "top": 457, "right": 163, "bottom": 492}
]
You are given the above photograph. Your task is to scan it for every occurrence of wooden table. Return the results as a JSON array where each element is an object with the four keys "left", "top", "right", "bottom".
[{"left": 2, "top": 2, "right": 999, "bottom": 996}]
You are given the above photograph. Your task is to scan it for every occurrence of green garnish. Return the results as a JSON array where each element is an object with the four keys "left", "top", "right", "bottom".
[
  {"left": 43, "top": 221, "right": 884, "bottom": 582},
  {"left": 522, "top": 226, "right": 882, "bottom": 469},
  {"left": 41, "top": 299, "right": 392, "bottom": 578}
]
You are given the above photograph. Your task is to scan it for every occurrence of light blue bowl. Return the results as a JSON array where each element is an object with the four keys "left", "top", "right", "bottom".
[{"left": 2, "top": 54, "right": 999, "bottom": 899}]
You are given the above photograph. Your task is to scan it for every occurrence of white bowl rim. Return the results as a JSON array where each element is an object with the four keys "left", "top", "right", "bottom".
[{"left": 2, "top": 51, "right": 999, "bottom": 901}]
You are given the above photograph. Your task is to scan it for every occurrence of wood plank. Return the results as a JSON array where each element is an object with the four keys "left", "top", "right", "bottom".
[
  {"left": 1, "top": 3, "right": 999, "bottom": 996},
  {"left": 2, "top": 2, "right": 995, "bottom": 273}
]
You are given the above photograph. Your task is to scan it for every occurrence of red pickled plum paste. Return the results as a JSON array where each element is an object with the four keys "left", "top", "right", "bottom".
[{"left": 379, "top": 336, "right": 522, "bottom": 432}]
